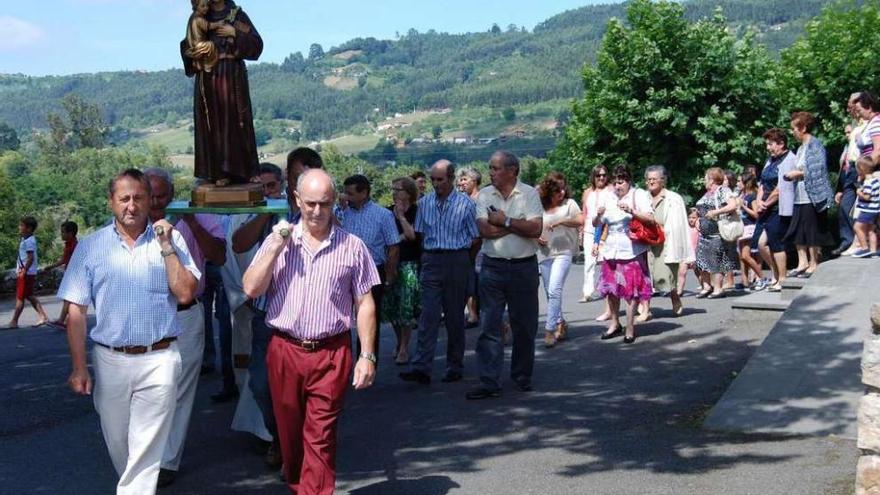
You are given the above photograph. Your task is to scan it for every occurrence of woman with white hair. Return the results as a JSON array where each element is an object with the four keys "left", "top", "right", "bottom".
[{"left": 640, "top": 165, "right": 693, "bottom": 318}]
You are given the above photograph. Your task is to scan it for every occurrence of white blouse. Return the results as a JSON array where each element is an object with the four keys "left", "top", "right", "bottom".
[{"left": 597, "top": 188, "right": 654, "bottom": 261}]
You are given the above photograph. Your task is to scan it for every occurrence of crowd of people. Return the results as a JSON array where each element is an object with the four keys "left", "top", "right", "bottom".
[{"left": 7, "top": 90, "right": 879, "bottom": 495}]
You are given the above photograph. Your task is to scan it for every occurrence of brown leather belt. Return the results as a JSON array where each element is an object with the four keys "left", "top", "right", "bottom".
[
  {"left": 272, "top": 330, "right": 347, "bottom": 352},
  {"left": 95, "top": 337, "right": 177, "bottom": 355}
]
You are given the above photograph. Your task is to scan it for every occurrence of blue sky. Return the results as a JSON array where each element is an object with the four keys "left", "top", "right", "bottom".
[{"left": 1, "top": 0, "right": 608, "bottom": 76}]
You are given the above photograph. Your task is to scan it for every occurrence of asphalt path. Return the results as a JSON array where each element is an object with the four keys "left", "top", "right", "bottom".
[{"left": 0, "top": 271, "right": 856, "bottom": 494}]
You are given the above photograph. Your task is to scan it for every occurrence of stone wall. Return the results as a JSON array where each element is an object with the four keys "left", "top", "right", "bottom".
[{"left": 858, "top": 304, "right": 880, "bottom": 494}]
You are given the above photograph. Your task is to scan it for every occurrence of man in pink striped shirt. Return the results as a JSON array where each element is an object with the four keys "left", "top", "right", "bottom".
[{"left": 243, "top": 169, "right": 378, "bottom": 494}]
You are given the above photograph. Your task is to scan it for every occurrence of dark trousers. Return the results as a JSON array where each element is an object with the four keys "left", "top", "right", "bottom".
[
  {"left": 475, "top": 256, "right": 540, "bottom": 391},
  {"left": 250, "top": 311, "right": 276, "bottom": 437},
  {"left": 838, "top": 188, "right": 857, "bottom": 249},
  {"left": 268, "top": 332, "right": 351, "bottom": 495},
  {"left": 411, "top": 250, "right": 470, "bottom": 375},
  {"left": 201, "top": 263, "right": 234, "bottom": 390}
]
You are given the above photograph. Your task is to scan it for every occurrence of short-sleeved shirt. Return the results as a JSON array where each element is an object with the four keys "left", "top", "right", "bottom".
[
  {"left": 415, "top": 190, "right": 478, "bottom": 251},
  {"left": 253, "top": 223, "right": 380, "bottom": 341},
  {"left": 540, "top": 198, "right": 581, "bottom": 258},
  {"left": 389, "top": 204, "right": 422, "bottom": 263},
  {"left": 858, "top": 173, "right": 880, "bottom": 213},
  {"left": 173, "top": 214, "right": 225, "bottom": 297},
  {"left": 476, "top": 181, "right": 544, "bottom": 259},
  {"left": 858, "top": 115, "right": 880, "bottom": 157},
  {"left": 57, "top": 222, "right": 201, "bottom": 347},
  {"left": 696, "top": 186, "right": 736, "bottom": 237},
  {"left": 741, "top": 193, "right": 757, "bottom": 226},
  {"left": 60, "top": 238, "right": 78, "bottom": 267},
  {"left": 342, "top": 200, "right": 399, "bottom": 266},
  {"left": 596, "top": 188, "right": 654, "bottom": 260},
  {"left": 17, "top": 235, "right": 38, "bottom": 275}
]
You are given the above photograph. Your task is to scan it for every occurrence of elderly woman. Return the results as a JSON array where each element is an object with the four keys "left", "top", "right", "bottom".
[
  {"left": 384, "top": 176, "right": 422, "bottom": 364},
  {"left": 641, "top": 165, "right": 693, "bottom": 318},
  {"left": 457, "top": 167, "right": 482, "bottom": 200},
  {"left": 457, "top": 167, "right": 482, "bottom": 327},
  {"left": 695, "top": 167, "right": 740, "bottom": 298},
  {"left": 783, "top": 111, "right": 834, "bottom": 276},
  {"left": 537, "top": 172, "right": 583, "bottom": 347},
  {"left": 580, "top": 165, "right": 610, "bottom": 304},
  {"left": 594, "top": 165, "right": 655, "bottom": 344}
]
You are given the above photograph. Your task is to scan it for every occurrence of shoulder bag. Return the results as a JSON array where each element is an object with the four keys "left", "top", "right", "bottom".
[{"left": 627, "top": 189, "right": 665, "bottom": 246}]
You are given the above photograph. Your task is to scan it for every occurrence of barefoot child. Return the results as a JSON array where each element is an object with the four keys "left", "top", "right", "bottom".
[{"left": 7, "top": 216, "right": 48, "bottom": 328}]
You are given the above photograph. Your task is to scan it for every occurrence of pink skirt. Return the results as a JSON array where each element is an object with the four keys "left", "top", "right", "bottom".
[{"left": 598, "top": 254, "right": 653, "bottom": 302}]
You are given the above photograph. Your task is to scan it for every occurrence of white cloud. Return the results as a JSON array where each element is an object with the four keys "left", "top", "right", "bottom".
[{"left": 0, "top": 16, "right": 46, "bottom": 51}]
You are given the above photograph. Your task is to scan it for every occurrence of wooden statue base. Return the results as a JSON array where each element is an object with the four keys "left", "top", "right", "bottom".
[{"left": 191, "top": 183, "right": 265, "bottom": 207}]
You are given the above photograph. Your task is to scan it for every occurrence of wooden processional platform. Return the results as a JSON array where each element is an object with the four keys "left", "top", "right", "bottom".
[
  {"left": 165, "top": 182, "right": 289, "bottom": 214},
  {"left": 166, "top": 197, "right": 289, "bottom": 215}
]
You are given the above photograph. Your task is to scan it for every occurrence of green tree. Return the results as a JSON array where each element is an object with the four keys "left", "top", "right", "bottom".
[
  {"left": 0, "top": 123, "right": 19, "bottom": 151},
  {"left": 502, "top": 107, "right": 517, "bottom": 122},
  {"left": 553, "top": 0, "right": 777, "bottom": 195},
  {"left": 777, "top": 0, "right": 880, "bottom": 148},
  {"left": 308, "top": 43, "right": 324, "bottom": 60},
  {"left": 431, "top": 125, "right": 443, "bottom": 139}
]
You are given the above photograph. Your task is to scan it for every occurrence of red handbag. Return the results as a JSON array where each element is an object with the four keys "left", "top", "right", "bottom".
[{"left": 627, "top": 190, "right": 665, "bottom": 246}]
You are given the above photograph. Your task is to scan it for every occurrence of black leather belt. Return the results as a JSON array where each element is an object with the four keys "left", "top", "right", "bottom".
[
  {"left": 424, "top": 248, "right": 468, "bottom": 254},
  {"left": 485, "top": 255, "right": 537, "bottom": 264},
  {"left": 177, "top": 301, "right": 197, "bottom": 312}
]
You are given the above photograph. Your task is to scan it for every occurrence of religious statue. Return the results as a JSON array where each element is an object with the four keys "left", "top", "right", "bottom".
[{"left": 181, "top": 0, "right": 262, "bottom": 186}]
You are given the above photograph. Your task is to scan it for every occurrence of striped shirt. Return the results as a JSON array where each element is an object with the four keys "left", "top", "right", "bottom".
[
  {"left": 253, "top": 223, "right": 379, "bottom": 340},
  {"left": 415, "top": 190, "right": 479, "bottom": 250},
  {"left": 173, "top": 214, "right": 225, "bottom": 297},
  {"left": 858, "top": 115, "right": 880, "bottom": 157},
  {"left": 342, "top": 200, "right": 399, "bottom": 266},
  {"left": 858, "top": 174, "right": 880, "bottom": 213},
  {"left": 57, "top": 222, "right": 201, "bottom": 347}
]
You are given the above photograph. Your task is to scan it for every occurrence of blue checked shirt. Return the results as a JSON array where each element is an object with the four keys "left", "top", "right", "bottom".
[
  {"left": 57, "top": 222, "right": 201, "bottom": 347},
  {"left": 342, "top": 200, "right": 399, "bottom": 266},
  {"left": 415, "top": 190, "right": 479, "bottom": 250}
]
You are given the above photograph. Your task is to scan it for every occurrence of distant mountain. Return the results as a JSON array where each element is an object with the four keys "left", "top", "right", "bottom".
[{"left": 0, "top": 0, "right": 831, "bottom": 140}]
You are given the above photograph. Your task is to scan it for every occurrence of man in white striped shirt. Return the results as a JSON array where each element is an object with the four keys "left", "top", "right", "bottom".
[{"left": 243, "top": 169, "right": 378, "bottom": 494}]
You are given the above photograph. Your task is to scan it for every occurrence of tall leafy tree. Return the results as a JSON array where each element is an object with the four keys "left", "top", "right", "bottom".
[
  {"left": 0, "top": 122, "right": 19, "bottom": 151},
  {"left": 777, "top": 0, "right": 880, "bottom": 148},
  {"left": 553, "top": 0, "right": 778, "bottom": 195}
]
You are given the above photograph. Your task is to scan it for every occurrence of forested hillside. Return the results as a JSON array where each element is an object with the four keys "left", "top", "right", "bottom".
[{"left": 0, "top": 0, "right": 832, "bottom": 140}]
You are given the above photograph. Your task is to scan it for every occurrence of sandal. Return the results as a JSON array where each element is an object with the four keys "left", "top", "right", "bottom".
[
  {"left": 786, "top": 268, "right": 807, "bottom": 278},
  {"left": 695, "top": 289, "right": 712, "bottom": 299}
]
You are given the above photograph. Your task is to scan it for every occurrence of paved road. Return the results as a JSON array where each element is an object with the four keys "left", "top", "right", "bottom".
[{"left": 0, "top": 272, "right": 856, "bottom": 494}]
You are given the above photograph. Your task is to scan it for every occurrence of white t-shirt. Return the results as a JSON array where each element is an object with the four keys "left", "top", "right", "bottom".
[
  {"left": 18, "top": 235, "right": 38, "bottom": 275},
  {"left": 597, "top": 188, "right": 653, "bottom": 261},
  {"left": 582, "top": 188, "right": 606, "bottom": 235},
  {"left": 540, "top": 198, "right": 581, "bottom": 258}
]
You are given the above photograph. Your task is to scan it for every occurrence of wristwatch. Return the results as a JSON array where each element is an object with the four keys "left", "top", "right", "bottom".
[
  {"left": 359, "top": 352, "right": 377, "bottom": 364},
  {"left": 504, "top": 217, "right": 512, "bottom": 229}
]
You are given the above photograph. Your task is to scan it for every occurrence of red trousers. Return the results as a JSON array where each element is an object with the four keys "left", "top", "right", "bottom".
[{"left": 267, "top": 332, "right": 352, "bottom": 495}]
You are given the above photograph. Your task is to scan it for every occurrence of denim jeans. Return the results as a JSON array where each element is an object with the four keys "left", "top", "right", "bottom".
[{"left": 539, "top": 254, "right": 573, "bottom": 331}]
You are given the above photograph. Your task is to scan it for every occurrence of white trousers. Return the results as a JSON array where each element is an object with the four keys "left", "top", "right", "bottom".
[
  {"left": 582, "top": 235, "right": 599, "bottom": 298},
  {"left": 93, "top": 342, "right": 181, "bottom": 495},
  {"left": 161, "top": 303, "right": 205, "bottom": 471}
]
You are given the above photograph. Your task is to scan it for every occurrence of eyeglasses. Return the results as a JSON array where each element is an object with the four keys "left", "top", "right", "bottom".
[{"left": 645, "top": 178, "right": 662, "bottom": 183}]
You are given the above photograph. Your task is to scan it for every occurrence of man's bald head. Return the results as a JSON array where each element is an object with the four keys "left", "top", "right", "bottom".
[
  {"left": 296, "top": 168, "right": 336, "bottom": 196},
  {"left": 429, "top": 159, "right": 456, "bottom": 198},
  {"left": 295, "top": 169, "right": 337, "bottom": 233}
]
